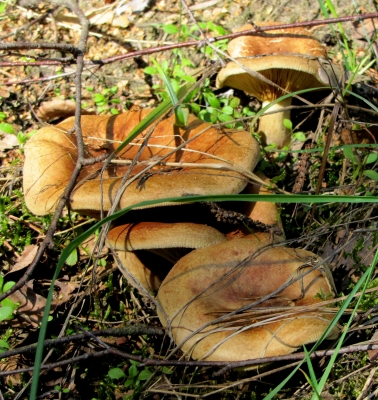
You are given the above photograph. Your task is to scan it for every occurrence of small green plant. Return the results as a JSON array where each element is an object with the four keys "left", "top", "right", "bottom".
[
  {"left": 108, "top": 361, "right": 153, "bottom": 399},
  {"left": 0, "top": 275, "right": 17, "bottom": 322},
  {"left": 0, "top": 328, "right": 14, "bottom": 352},
  {"left": 283, "top": 118, "right": 307, "bottom": 142},
  {"left": 86, "top": 86, "right": 121, "bottom": 114},
  {"left": 343, "top": 147, "right": 378, "bottom": 182},
  {"left": 0, "top": 113, "right": 35, "bottom": 149},
  {"left": 54, "top": 385, "right": 70, "bottom": 395},
  {"left": 318, "top": 0, "right": 376, "bottom": 76}
]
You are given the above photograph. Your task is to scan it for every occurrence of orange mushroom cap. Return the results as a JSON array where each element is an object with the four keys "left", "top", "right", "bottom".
[
  {"left": 216, "top": 23, "right": 335, "bottom": 148},
  {"left": 157, "top": 233, "right": 338, "bottom": 361},
  {"left": 23, "top": 108, "right": 260, "bottom": 215}
]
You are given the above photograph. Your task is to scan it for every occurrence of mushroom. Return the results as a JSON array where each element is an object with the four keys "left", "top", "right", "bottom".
[
  {"left": 236, "top": 171, "right": 284, "bottom": 239},
  {"left": 216, "top": 23, "right": 336, "bottom": 148},
  {"left": 107, "top": 222, "right": 228, "bottom": 294},
  {"left": 157, "top": 233, "right": 338, "bottom": 361},
  {"left": 23, "top": 107, "right": 260, "bottom": 216}
]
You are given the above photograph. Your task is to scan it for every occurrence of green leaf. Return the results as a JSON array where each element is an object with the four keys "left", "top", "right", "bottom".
[
  {"left": 93, "top": 93, "right": 105, "bottom": 104},
  {"left": 221, "top": 106, "right": 234, "bottom": 115},
  {"left": 293, "top": 132, "right": 306, "bottom": 142},
  {"left": 190, "top": 102, "right": 201, "bottom": 114},
  {"left": 0, "top": 275, "right": 3, "bottom": 293},
  {"left": 0, "top": 306, "right": 14, "bottom": 321},
  {"left": 180, "top": 75, "right": 196, "bottom": 83},
  {"left": 144, "top": 66, "right": 157, "bottom": 75},
  {"left": 138, "top": 369, "right": 153, "bottom": 381},
  {"left": 205, "top": 93, "right": 220, "bottom": 109},
  {"left": 0, "top": 112, "right": 6, "bottom": 120},
  {"left": 363, "top": 170, "right": 378, "bottom": 181},
  {"left": 229, "top": 97, "right": 240, "bottom": 108},
  {"left": 1, "top": 298, "right": 16, "bottom": 311},
  {"left": 181, "top": 58, "right": 194, "bottom": 68},
  {"left": 0, "top": 2, "right": 7, "bottom": 13},
  {"left": 65, "top": 248, "right": 78, "bottom": 266},
  {"left": 343, "top": 147, "right": 359, "bottom": 164},
  {"left": 162, "top": 366, "right": 174, "bottom": 374},
  {"left": 0, "top": 340, "right": 10, "bottom": 351},
  {"left": 108, "top": 368, "right": 126, "bottom": 380},
  {"left": 3, "top": 281, "right": 15, "bottom": 292},
  {"left": 218, "top": 114, "right": 234, "bottom": 128},
  {"left": 365, "top": 153, "right": 378, "bottom": 164},
  {"left": 162, "top": 24, "right": 179, "bottom": 34},
  {"left": 283, "top": 119, "right": 292, "bottom": 130},
  {"left": 151, "top": 57, "right": 188, "bottom": 127},
  {"left": 0, "top": 122, "right": 14, "bottom": 134},
  {"left": 124, "top": 378, "right": 134, "bottom": 388},
  {"left": 128, "top": 364, "right": 138, "bottom": 379}
]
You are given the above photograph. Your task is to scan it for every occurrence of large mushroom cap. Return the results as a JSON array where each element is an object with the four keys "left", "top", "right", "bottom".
[
  {"left": 108, "top": 222, "right": 227, "bottom": 294},
  {"left": 157, "top": 233, "right": 338, "bottom": 361},
  {"left": 227, "top": 23, "right": 326, "bottom": 59},
  {"left": 216, "top": 23, "right": 335, "bottom": 148},
  {"left": 23, "top": 108, "right": 260, "bottom": 215}
]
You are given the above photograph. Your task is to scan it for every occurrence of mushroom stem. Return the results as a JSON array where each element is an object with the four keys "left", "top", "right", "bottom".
[{"left": 258, "top": 98, "right": 292, "bottom": 149}]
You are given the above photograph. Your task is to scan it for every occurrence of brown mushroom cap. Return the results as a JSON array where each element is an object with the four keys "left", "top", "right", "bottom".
[
  {"left": 216, "top": 23, "right": 334, "bottom": 148},
  {"left": 227, "top": 23, "right": 326, "bottom": 59},
  {"left": 108, "top": 222, "right": 228, "bottom": 293},
  {"left": 23, "top": 108, "right": 260, "bottom": 215},
  {"left": 157, "top": 233, "right": 338, "bottom": 361}
]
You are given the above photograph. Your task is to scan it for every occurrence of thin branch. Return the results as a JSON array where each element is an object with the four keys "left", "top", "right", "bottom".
[
  {"left": 2, "top": 12, "right": 378, "bottom": 68},
  {"left": 0, "top": 325, "right": 164, "bottom": 360},
  {"left": 0, "top": 342, "right": 377, "bottom": 378}
]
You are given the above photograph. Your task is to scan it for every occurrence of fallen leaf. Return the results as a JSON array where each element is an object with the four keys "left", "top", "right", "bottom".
[
  {"left": 352, "top": 18, "right": 378, "bottom": 41},
  {"left": 52, "top": 279, "right": 80, "bottom": 307},
  {"left": 0, "top": 355, "right": 24, "bottom": 386},
  {"left": 36, "top": 99, "right": 95, "bottom": 121},
  {"left": 10, "top": 280, "right": 50, "bottom": 328},
  {"left": 0, "top": 133, "right": 18, "bottom": 152},
  {"left": 7, "top": 245, "right": 38, "bottom": 274},
  {"left": 55, "top": 6, "right": 130, "bottom": 28}
]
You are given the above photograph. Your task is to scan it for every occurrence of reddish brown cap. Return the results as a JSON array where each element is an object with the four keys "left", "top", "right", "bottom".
[
  {"left": 227, "top": 23, "right": 326, "bottom": 59},
  {"left": 157, "top": 233, "right": 338, "bottom": 361},
  {"left": 23, "top": 108, "right": 260, "bottom": 215},
  {"left": 216, "top": 23, "right": 334, "bottom": 148}
]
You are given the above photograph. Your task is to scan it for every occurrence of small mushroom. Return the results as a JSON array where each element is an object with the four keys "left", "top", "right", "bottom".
[
  {"left": 23, "top": 107, "right": 260, "bottom": 215},
  {"left": 216, "top": 23, "right": 335, "bottom": 148},
  {"left": 107, "top": 222, "right": 227, "bottom": 294},
  {"left": 157, "top": 233, "right": 338, "bottom": 361}
]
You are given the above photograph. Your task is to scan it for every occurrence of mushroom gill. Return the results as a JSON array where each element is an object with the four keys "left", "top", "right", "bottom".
[{"left": 216, "top": 23, "right": 335, "bottom": 148}]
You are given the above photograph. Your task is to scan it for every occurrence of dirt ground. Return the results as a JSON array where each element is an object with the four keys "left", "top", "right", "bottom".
[{"left": 1, "top": 0, "right": 378, "bottom": 399}]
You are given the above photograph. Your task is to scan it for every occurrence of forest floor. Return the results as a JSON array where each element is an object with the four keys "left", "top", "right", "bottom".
[{"left": 1, "top": 0, "right": 378, "bottom": 399}]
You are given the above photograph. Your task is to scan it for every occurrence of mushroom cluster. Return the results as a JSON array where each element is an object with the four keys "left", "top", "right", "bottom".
[
  {"left": 24, "top": 45, "right": 338, "bottom": 363},
  {"left": 216, "top": 22, "right": 337, "bottom": 148}
]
